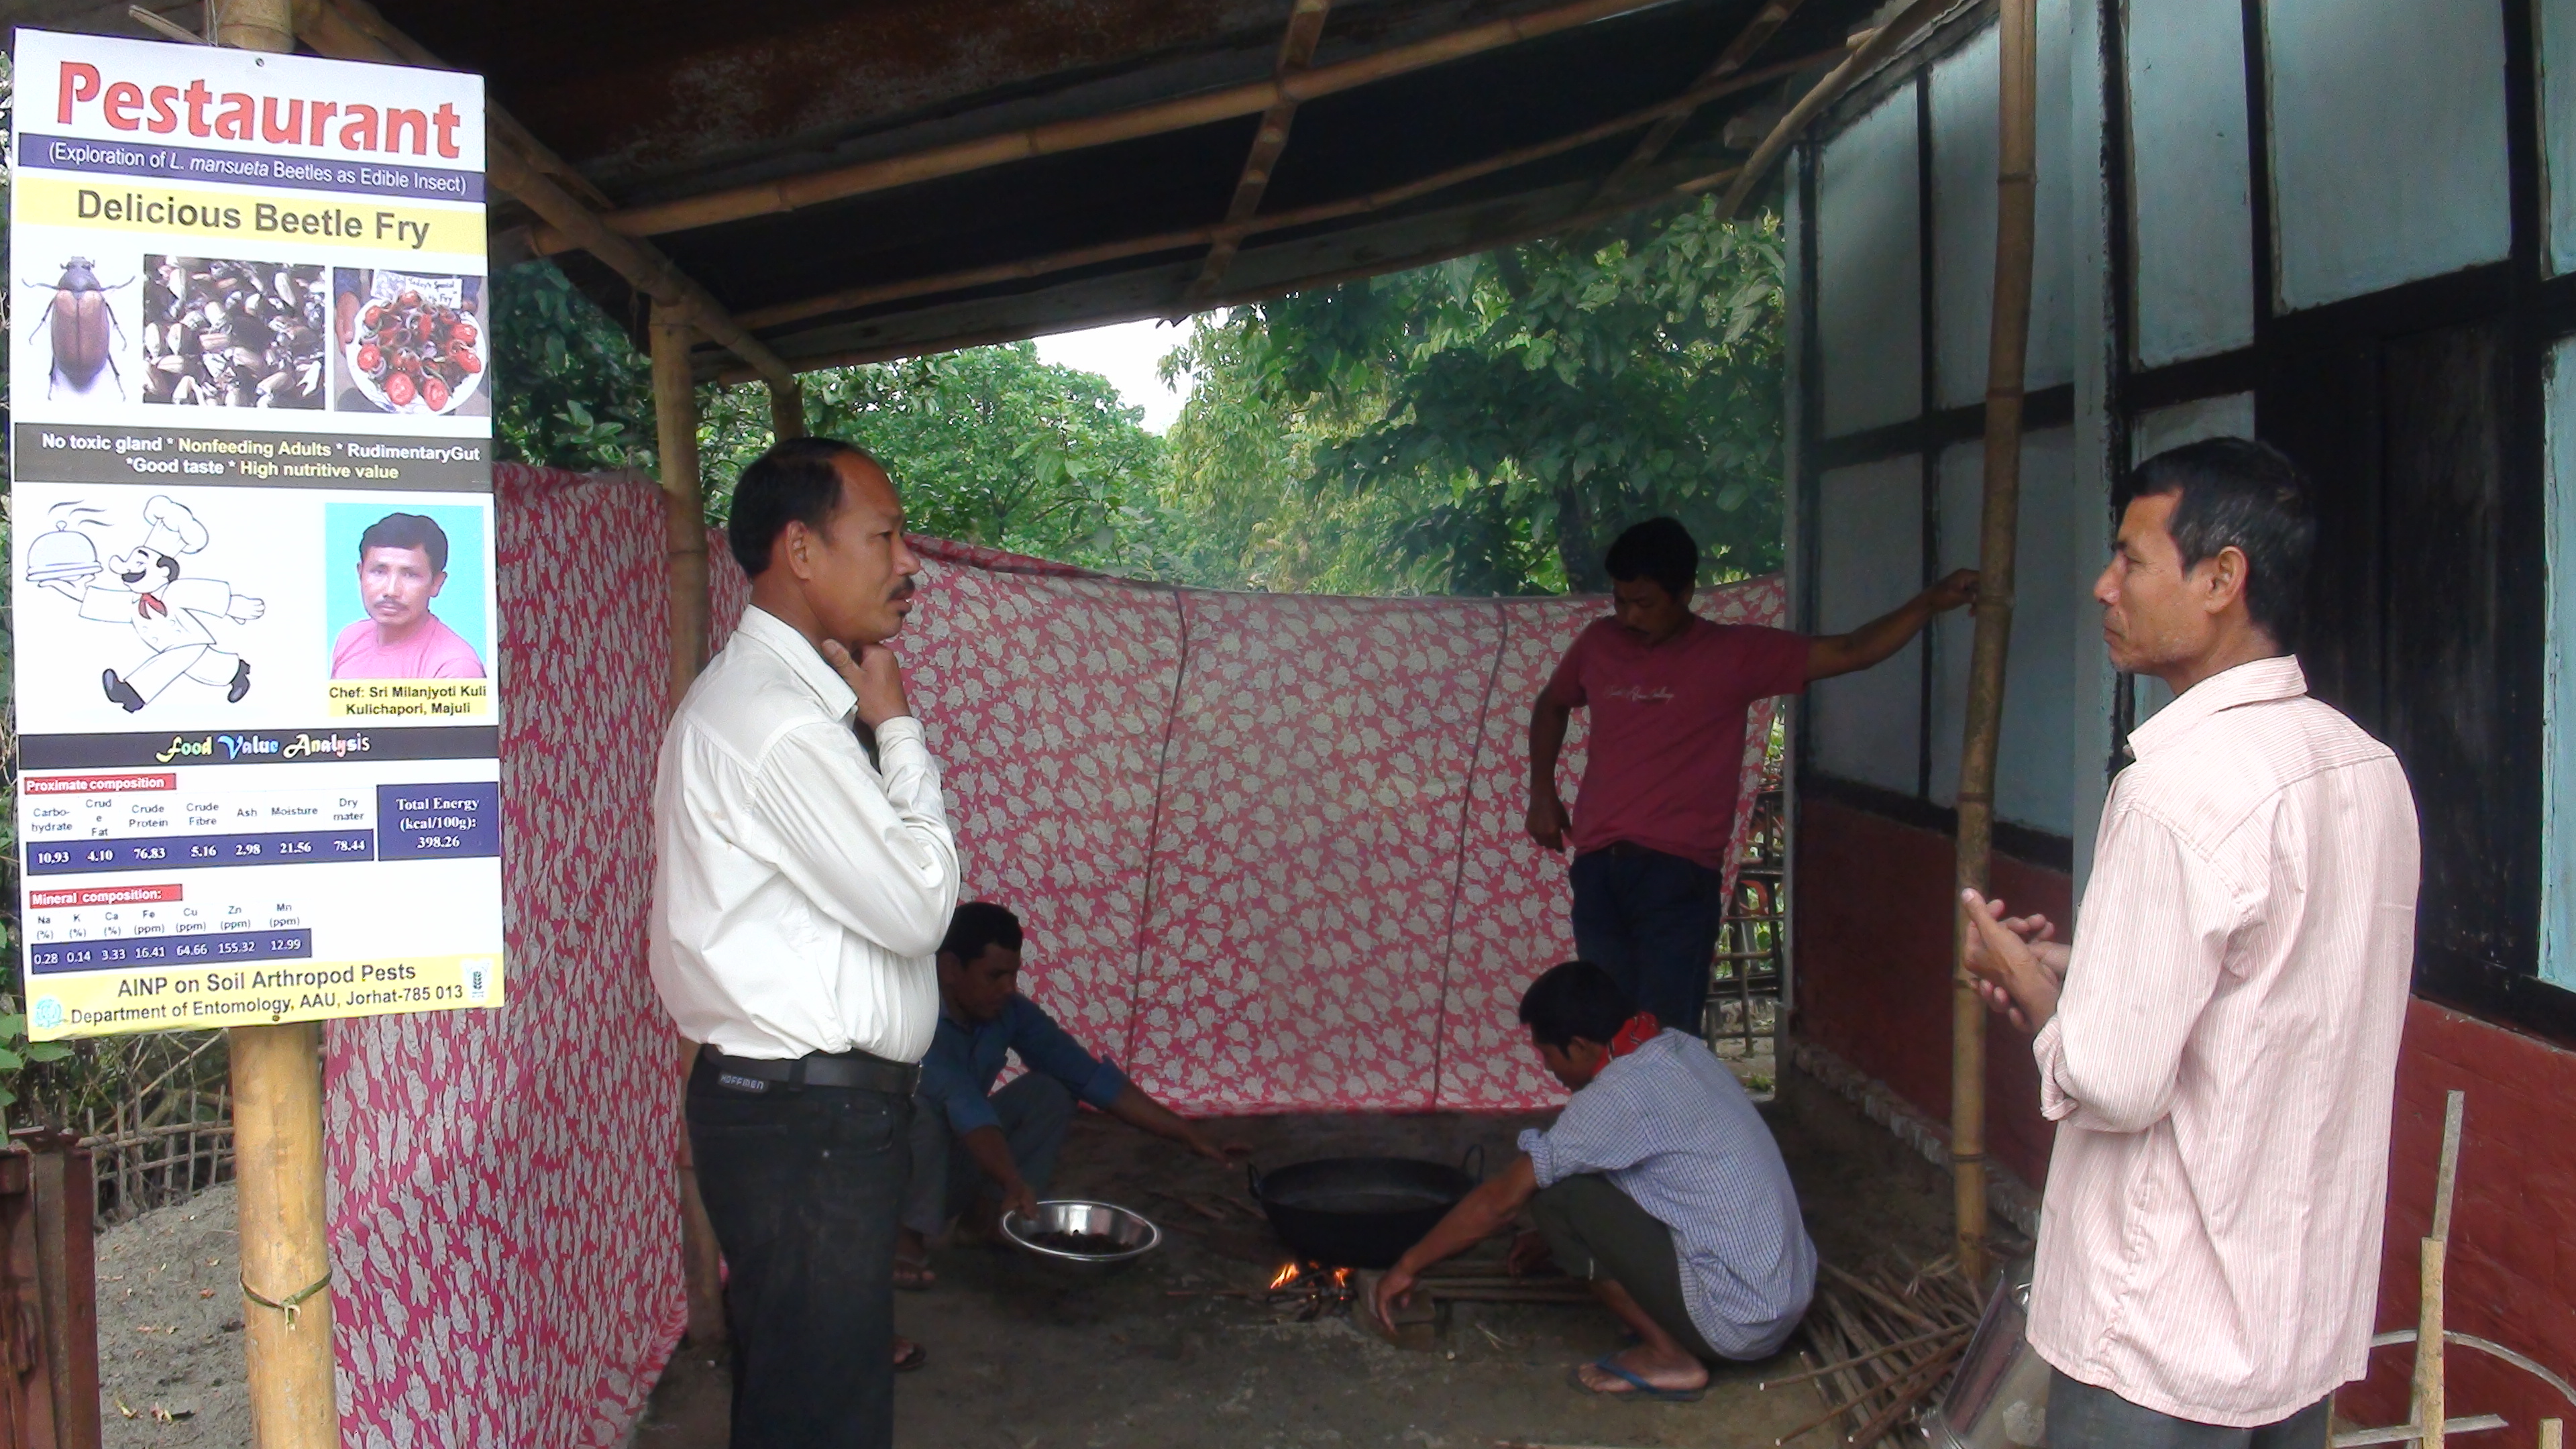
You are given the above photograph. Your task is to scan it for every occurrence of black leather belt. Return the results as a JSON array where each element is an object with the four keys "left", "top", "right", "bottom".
[
  {"left": 700, "top": 1044, "right": 920, "bottom": 1096},
  {"left": 1586, "top": 840, "right": 1676, "bottom": 861}
]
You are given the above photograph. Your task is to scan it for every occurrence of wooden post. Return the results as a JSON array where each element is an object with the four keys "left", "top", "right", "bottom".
[
  {"left": 212, "top": 0, "right": 294, "bottom": 54},
  {"left": 1949, "top": 0, "right": 2039, "bottom": 1288},
  {"left": 2412, "top": 1091, "right": 2466, "bottom": 1448},
  {"left": 231, "top": 1024, "right": 337, "bottom": 1449},
  {"left": 652, "top": 315, "right": 710, "bottom": 704},
  {"left": 768, "top": 376, "right": 808, "bottom": 440},
  {"left": 649, "top": 312, "right": 727, "bottom": 1344},
  {"left": 205, "top": 7, "right": 345, "bottom": 1446}
]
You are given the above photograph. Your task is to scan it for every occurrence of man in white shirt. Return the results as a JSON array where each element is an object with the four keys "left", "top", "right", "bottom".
[
  {"left": 1964, "top": 437, "right": 2418, "bottom": 1448},
  {"left": 650, "top": 437, "right": 961, "bottom": 1449}
]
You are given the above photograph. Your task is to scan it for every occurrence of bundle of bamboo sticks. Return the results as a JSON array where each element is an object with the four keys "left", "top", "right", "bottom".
[{"left": 1766, "top": 1258, "right": 1986, "bottom": 1448}]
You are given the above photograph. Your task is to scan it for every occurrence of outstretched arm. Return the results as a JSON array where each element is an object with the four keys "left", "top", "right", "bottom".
[
  {"left": 1104, "top": 1085, "right": 1241, "bottom": 1163},
  {"left": 1807, "top": 569, "right": 1980, "bottom": 680},
  {"left": 1372, "top": 1155, "right": 1539, "bottom": 1328}
]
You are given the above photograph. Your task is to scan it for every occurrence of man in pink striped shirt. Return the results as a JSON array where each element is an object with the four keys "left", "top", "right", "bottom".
[{"left": 1964, "top": 438, "right": 2419, "bottom": 1446}]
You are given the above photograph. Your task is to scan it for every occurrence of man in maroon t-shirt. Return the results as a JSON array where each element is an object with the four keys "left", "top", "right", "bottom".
[{"left": 1530, "top": 518, "right": 1976, "bottom": 1031}]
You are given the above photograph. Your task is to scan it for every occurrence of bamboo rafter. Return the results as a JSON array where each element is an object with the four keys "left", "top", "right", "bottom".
[
  {"left": 1588, "top": 0, "right": 1813, "bottom": 205},
  {"left": 289, "top": 0, "right": 802, "bottom": 395},
  {"left": 529, "top": 0, "right": 1715, "bottom": 252},
  {"left": 1184, "top": 0, "right": 1336, "bottom": 305},
  {"left": 717, "top": 157, "right": 1745, "bottom": 383},
  {"left": 1712, "top": 0, "right": 1960, "bottom": 220},
  {"left": 726, "top": 46, "right": 1832, "bottom": 341}
]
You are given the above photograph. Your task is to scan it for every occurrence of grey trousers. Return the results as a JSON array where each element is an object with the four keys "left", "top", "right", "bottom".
[
  {"left": 2045, "top": 1375, "right": 2333, "bottom": 1449},
  {"left": 1528, "top": 1173, "right": 1719, "bottom": 1360},
  {"left": 901, "top": 1072, "right": 1076, "bottom": 1235}
]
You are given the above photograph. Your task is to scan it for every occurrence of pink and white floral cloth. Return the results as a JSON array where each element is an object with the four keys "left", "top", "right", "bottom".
[
  {"left": 324, "top": 466, "right": 1782, "bottom": 1445},
  {"left": 708, "top": 533, "right": 1786, "bottom": 1113}
]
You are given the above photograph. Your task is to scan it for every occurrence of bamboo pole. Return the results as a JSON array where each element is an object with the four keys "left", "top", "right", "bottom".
[
  {"left": 230, "top": 1024, "right": 336, "bottom": 1449},
  {"left": 1947, "top": 0, "right": 2038, "bottom": 1287},
  {"left": 731, "top": 49, "right": 1825, "bottom": 337},
  {"left": 530, "top": 0, "right": 1707, "bottom": 252},
  {"left": 205, "top": 8, "right": 344, "bottom": 1444},
  {"left": 768, "top": 378, "right": 808, "bottom": 440},
  {"left": 2412, "top": 1091, "right": 2467, "bottom": 1449},
  {"left": 653, "top": 316, "right": 711, "bottom": 704},
  {"left": 214, "top": 0, "right": 293, "bottom": 51},
  {"left": 651, "top": 315, "right": 726, "bottom": 1344},
  {"left": 1712, "top": 0, "right": 1953, "bottom": 221}
]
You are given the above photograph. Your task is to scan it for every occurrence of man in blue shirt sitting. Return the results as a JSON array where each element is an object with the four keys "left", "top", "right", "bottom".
[
  {"left": 898, "top": 902, "right": 1236, "bottom": 1287},
  {"left": 1369, "top": 961, "right": 1815, "bottom": 1400}
]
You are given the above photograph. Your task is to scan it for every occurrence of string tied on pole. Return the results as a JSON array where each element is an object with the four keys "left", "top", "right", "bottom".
[{"left": 241, "top": 1271, "right": 333, "bottom": 1330}]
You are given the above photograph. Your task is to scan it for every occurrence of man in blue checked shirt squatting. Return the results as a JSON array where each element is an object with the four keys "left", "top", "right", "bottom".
[
  {"left": 895, "top": 901, "right": 1245, "bottom": 1288},
  {"left": 1370, "top": 961, "right": 1816, "bottom": 1401}
]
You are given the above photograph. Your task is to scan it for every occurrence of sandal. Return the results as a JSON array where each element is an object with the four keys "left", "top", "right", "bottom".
[
  {"left": 894, "top": 1251, "right": 936, "bottom": 1291},
  {"left": 894, "top": 1337, "right": 928, "bottom": 1373},
  {"left": 1569, "top": 1354, "right": 1705, "bottom": 1403}
]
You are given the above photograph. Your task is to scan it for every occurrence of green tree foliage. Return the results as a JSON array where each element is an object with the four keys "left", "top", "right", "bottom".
[
  {"left": 1157, "top": 200, "right": 1784, "bottom": 596},
  {"left": 489, "top": 262, "right": 658, "bottom": 473},
  {"left": 479, "top": 199, "right": 1784, "bottom": 600},
  {"left": 696, "top": 344, "right": 1176, "bottom": 576}
]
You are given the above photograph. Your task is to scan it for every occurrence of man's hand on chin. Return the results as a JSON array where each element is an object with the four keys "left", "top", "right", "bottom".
[{"left": 822, "top": 638, "right": 913, "bottom": 727}]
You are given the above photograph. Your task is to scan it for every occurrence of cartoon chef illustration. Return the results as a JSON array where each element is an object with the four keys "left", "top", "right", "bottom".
[{"left": 38, "top": 494, "right": 265, "bottom": 712}]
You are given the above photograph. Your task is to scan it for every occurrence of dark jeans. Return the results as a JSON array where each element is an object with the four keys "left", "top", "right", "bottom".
[
  {"left": 2046, "top": 1375, "right": 2332, "bottom": 1449},
  {"left": 687, "top": 1055, "right": 912, "bottom": 1449},
  {"left": 901, "top": 1071, "right": 1076, "bottom": 1235},
  {"left": 1528, "top": 1173, "right": 1717, "bottom": 1360},
  {"left": 1570, "top": 846, "right": 1725, "bottom": 1032}
]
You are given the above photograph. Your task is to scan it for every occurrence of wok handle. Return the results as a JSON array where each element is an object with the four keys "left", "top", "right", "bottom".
[{"left": 1461, "top": 1143, "right": 1487, "bottom": 1182}]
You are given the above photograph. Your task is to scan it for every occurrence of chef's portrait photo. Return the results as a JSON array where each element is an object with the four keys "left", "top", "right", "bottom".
[{"left": 325, "top": 504, "right": 491, "bottom": 681}]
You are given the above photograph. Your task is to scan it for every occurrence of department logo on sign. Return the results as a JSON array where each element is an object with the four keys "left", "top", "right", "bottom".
[{"left": 30, "top": 999, "right": 64, "bottom": 1031}]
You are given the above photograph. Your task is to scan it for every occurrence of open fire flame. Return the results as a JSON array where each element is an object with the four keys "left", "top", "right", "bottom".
[{"left": 1267, "top": 1263, "right": 1355, "bottom": 1293}]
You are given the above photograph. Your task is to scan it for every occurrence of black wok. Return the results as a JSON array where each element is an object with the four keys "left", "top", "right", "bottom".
[{"left": 1246, "top": 1146, "right": 1485, "bottom": 1269}]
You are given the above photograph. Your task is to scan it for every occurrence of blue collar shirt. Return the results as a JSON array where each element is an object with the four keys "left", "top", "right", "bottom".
[{"left": 919, "top": 994, "right": 1131, "bottom": 1134}]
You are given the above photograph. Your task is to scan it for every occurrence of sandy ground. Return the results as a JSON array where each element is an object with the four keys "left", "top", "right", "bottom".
[
  {"left": 635, "top": 1065, "right": 1970, "bottom": 1449},
  {"left": 95, "top": 1181, "right": 249, "bottom": 1448}
]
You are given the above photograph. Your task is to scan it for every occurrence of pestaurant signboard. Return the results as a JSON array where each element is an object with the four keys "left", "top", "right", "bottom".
[{"left": 9, "top": 30, "right": 502, "bottom": 1039}]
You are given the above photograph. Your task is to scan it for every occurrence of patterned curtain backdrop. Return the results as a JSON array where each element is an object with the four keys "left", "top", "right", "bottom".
[
  {"left": 320, "top": 469, "right": 1782, "bottom": 1447},
  {"left": 707, "top": 535, "right": 1786, "bottom": 1113},
  {"left": 328, "top": 466, "right": 685, "bottom": 1449}
]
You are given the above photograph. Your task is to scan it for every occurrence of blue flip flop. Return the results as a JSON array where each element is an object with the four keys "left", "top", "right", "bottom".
[{"left": 1570, "top": 1354, "right": 1707, "bottom": 1403}]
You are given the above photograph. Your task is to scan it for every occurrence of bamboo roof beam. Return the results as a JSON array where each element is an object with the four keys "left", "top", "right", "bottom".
[
  {"left": 718, "top": 160, "right": 1743, "bottom": 384},
  {"left": 530, "top": 0, "right": 1709, "bottom": 254},
  {"left": 289, "top": 0, "right": 801, "bottom": 393},
  {"left": 729, "top": 45, "right": 1837, "bottom": 338},
  {"left": 292, "top": 0, "right": 611, "bottom": 210},
  {"left": 1713, "top": 0, "right": 1958, "bottom": 220},
  {"left": 1589, "top": 0, "right": 1812, "bottom": 204},
  {"left": 1183, "top": 0, "right": 1334, "bottom": 307}
]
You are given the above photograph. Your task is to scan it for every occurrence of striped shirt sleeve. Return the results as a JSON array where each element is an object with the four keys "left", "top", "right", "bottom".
[{"left": 2039, "top": 794, "right": 2251, "bottom": 1133}]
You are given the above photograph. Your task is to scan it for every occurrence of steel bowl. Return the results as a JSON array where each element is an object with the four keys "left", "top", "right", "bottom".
[{"left": 1000, "top": 1199, "right": 1162, "bottom": 1267}]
